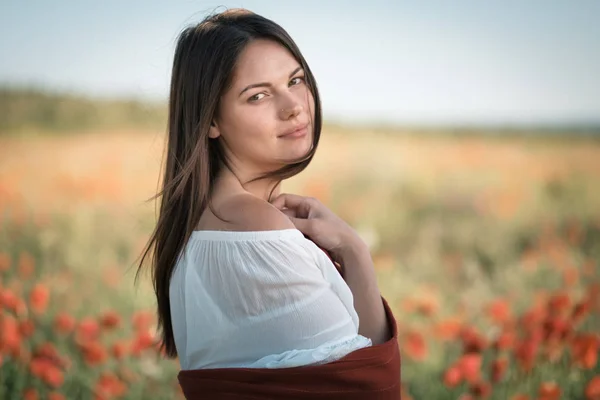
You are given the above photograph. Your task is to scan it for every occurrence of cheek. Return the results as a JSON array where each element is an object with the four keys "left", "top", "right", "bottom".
[
  {"left": 304, "top": 89, "right": 315, "bottom": 115},
  {"left": 231, "top": 106, "right": 275, "bottom": 140}
]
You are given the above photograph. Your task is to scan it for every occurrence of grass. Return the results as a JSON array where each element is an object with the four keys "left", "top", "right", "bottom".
[{"left": 0, "top": 127, "right": 599, "bottom": 399}]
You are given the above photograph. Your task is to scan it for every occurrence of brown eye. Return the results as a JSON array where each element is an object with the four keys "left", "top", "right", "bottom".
[
  {"left": 248, "top": 93, "right": 266, "bottom": 102},
  {"left": 289, "top": 76, "right": 305, "bottom": 86}
]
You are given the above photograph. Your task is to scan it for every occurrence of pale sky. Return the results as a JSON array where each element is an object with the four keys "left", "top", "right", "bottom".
[{"left": 1, "top": 0, "right": 599, "bottom": 125}]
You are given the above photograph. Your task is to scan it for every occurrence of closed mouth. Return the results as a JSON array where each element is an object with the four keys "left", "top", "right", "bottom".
[{"left": 279, "top": 123, "right": 309, "bottom": 138}]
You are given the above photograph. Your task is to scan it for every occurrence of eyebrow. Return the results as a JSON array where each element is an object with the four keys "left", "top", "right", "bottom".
[{"left": 238, "top": 66, "right": 304, "bottom": 97}]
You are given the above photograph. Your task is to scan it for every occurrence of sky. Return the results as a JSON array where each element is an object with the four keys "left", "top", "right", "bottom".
[{"left": 1, "top": 0, "right": 599, "bottom": 126}]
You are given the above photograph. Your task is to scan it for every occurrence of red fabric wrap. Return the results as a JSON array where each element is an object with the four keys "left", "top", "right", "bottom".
[{"left": 177, "top": 294, "right": 401, "bottom": 399}]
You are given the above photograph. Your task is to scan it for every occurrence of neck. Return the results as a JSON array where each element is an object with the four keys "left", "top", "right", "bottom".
[{"left": 214, "top": 166, "right": 282, "bottom": 203}]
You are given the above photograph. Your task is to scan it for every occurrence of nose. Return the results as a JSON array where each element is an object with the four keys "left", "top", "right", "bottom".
[{"left": 279, "top": 97, "right": 303, "bottom": 120}]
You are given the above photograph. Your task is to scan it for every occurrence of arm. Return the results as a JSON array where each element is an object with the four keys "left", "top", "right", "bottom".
[
  {"left": 268, "top": 192, "right": 393, "bottom": 346},
  {"left": 338, "top": 241, "right": 392, "bottom": 346}
]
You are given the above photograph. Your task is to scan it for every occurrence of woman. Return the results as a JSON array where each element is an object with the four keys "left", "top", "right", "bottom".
[{"left": 136, "top": 8, "right": 401, "bottom": 399}]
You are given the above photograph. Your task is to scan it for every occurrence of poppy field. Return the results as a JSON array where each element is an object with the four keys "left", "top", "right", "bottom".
[{"left": 0, "top": 128, "right": 599, "bottom": 399}]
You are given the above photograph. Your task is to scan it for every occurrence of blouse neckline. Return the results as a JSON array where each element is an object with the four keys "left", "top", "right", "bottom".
[{"left": 190, "top": 228, "right": 304, "bottom": 241}]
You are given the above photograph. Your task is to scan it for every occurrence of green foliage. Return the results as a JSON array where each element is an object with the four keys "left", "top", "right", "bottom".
[{"left": 0, "top": 86, "right": 168, "bottom": 135}]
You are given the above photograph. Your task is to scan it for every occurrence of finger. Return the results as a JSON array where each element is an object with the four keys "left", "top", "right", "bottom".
[
  {"left": 270, "top": 193, "right": 311, "bottom": 217},
  {"left": 288, "top": 216, "right": 313, "bottom": 235},
  {"left": 270, "top": 193, "right": 302, "bottom": 208},
  {"left": 281, "top": 208, "right": 296, "bottom": 218}
]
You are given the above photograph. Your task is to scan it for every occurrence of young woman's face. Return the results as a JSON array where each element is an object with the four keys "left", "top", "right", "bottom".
[{"left": 209, "top": 39, "right": 315, "bottom": 171}]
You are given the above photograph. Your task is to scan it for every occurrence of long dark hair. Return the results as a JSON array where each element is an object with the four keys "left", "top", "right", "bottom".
[{"left": 134, "top": 8, "right": 323, "bottom": 358}]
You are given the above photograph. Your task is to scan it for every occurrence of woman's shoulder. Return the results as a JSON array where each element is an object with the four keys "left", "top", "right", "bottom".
[
  {"left": 223, "top": 193, "right": 296, "bottom": 232},
  {"left": 186, "top": 192, "right": 332, "bottom": 266},
  {"left": 194, "top": 193, "right": 295, "bottom": 236}
]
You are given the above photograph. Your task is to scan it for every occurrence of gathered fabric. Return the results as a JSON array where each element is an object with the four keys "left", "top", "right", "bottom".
[
  {"left": 172, "top": 229, "right": 401, "bottom": 398},
  {"left": 177, "top": 294, "right": 401, "bottom": 399},
  {"left": 169, "top": 229, "right": 373, "bottom": 370}
]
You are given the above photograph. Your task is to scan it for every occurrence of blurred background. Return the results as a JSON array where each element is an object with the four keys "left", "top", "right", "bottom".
[{"left": 0, "top": 1, "right": 599, "bottom": 399}]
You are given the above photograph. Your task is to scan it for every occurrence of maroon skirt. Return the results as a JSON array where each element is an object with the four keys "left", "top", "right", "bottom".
[{"left": 177, "top": 294, "right": 401, "bottom": 399}]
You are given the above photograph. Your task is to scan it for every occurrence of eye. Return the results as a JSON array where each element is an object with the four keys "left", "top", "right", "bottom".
[
  {"left": 248, "top": 93, "right": 266, "bottom": 102},
  {"left": 289, "top": 76, "right": 305, "bottom": 86}
]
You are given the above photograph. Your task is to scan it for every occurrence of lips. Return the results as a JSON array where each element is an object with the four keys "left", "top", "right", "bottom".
[{"left": 279, "top": 123, "right": 309, "bottom": 138}]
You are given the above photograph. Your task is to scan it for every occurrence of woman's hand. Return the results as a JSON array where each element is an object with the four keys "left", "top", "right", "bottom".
[{"left": 269, "top": 193, "right": 366, "bottom": 263}]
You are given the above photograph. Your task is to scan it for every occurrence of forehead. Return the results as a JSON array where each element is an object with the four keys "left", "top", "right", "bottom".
[{"left": 231, "top": 39, "right": 300, "bottom": 85}]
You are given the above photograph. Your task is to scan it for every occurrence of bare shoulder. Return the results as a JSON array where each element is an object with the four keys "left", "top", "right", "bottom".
[{"left": 220, "top": 193, "right": 296, "bottom": 232}]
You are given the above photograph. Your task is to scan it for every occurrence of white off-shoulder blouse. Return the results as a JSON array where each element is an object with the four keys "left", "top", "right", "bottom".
[{"left": 169, "top": 228, "right": 372, "bottom": 370}]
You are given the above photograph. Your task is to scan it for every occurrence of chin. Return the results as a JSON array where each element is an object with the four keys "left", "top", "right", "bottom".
[
  {"left": 280, "top": 141, "right": 312, "bottom": 162},
  {"left": 296, "top": 134, "right": 313, "bottom": 151}
]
